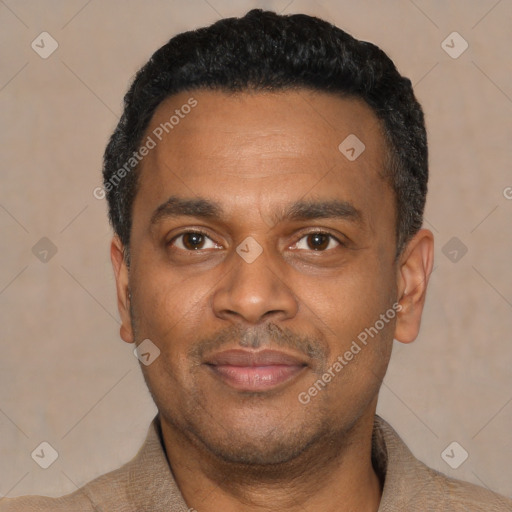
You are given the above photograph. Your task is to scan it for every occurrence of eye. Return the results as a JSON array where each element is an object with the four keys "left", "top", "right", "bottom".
[
  {"left": 293, "top": 232, "right": 341, "bottom": 251},
  {"left": 169, "top": 231, "right": 220, "bottom": 251}
]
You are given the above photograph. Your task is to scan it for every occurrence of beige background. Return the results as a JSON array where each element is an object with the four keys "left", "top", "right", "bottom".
[{"left": 1, "top": 0, "right": 511, "bottom": 500}]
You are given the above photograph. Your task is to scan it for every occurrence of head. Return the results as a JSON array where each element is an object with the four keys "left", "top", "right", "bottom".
[{"left": 105, "top": 9, "right": 433, "bottom": 468}]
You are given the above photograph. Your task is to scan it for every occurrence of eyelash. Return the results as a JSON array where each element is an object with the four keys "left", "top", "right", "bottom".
[{"left": 167, "top": 229, "right": 344, "bottom": 251}]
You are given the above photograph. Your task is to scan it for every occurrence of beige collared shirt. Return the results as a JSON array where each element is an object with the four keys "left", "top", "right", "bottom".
[{"left": 1, "top": 415, "right": 511, "bottom": 511}]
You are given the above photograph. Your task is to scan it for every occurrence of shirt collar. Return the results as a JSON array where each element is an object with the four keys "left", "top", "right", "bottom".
[{"left": 126, "top": 413, "right": 428, "bottom": 511}]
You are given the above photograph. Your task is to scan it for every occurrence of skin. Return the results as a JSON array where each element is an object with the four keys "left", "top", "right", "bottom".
[{"left": 111, "top": 89, "right": 434, "bottom": 512}]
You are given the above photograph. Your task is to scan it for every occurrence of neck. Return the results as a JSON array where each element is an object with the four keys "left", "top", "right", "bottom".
[{"left": 160, "top": 407, "right": 383, "bottom": 512}]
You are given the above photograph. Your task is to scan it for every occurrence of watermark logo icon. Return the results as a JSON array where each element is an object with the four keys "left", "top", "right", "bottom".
[
  {"left": 31, "top": 441, "right": 59, "bottom": 469},
  {"left": 31, "top": 32, "right": 59, "bottom": 59},
  {"left": 236, "top": 236, "right": 263, "bottom": 264},
  {"left": 441, "top": 441, "right": 468, "bottom": 469},
  {"left": 442, "top": 236, "right": 468, "bottom": 263},
  {"left": 441, "top": 32, "right": 468, "bottom": 59},
  {"left": 32, "top": 237, "right": 58, "bottom": 263},
  {"left": 134, "top": 338, "right": 161, "bottom": 366},
  {"left": 338, "top": 134, "right": 365, "bottom": 161}
]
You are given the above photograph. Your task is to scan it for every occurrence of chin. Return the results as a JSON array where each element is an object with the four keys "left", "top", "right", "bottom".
[
  {"left": 178, "top": 406, "right": 333, "bottom": 468},
  {"left": 198, "top": 427, "right": 322, "bottom": 466}
]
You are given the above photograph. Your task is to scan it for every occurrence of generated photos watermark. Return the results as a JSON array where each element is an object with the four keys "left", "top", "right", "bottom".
[
  {"left": 93, "top": 97, "right": 198, "bottom": 200},
  {"left": 298, "top": 302, "right": 402, "bottom": 405}
]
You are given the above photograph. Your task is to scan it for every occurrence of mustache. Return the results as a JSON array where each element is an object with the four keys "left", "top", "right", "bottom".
[{"left": 188, "top": 322, "right": 329, "bottom": 368}]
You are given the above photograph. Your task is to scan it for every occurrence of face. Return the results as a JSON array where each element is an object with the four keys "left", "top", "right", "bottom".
[{"left": 112, "top": 89, "right": 431, "bottom": 466}]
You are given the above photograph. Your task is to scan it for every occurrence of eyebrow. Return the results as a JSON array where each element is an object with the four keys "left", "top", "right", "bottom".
[
  {"left": 279, "top": 199, "right": 362, "bottom": 224},
  {"left": 150, "top": 195, "right": 363, "bottom": 227},
  {"left": 150, "top": 196, "right": 223, "bottom": 226}
]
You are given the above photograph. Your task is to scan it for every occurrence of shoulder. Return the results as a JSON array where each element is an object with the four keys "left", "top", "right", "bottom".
[
  {"left": 0, "top": 463, "right": 132, "bottom": 512},
  {"left": 0, "top": 488, "right": 101, "bottom": 511},
  {"left": 0, "top": 418, "right": 161, "bottom": 512},
  {"left": 425, "top": 464, "right": 512, "bottom": 511},
  {"left": 374, "top": 416, "right": 512, "bottom": 511},
  {"left": 0, "top": 416, "right": 184, "bottom": 512}
]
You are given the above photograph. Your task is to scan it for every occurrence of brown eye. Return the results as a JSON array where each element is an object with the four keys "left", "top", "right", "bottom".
[
  {"left": 182, "top": 233, "right": 205, "bottom": 250},
  {"left": 170, "top": 231, "right": 219, "bottom": 251},
  {"left": 307, "top": 233, "right": 330, "bottom": 250},
  {"left": 294, "top": 232, "right": 340, "bottom": 251}
]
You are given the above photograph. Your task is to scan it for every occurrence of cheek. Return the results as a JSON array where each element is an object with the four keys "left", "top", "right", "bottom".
[
  {"left": 299, "top": 313, "right": 394, "bottom": 419},
  {"left": 300, "top": 251, "right": 397, "bottom": 378},
  {"left": 133, "top": 279, "right": 205, "bottom": 406},
  {"left": 307, "top": 254, "right": 392, "bottom": 322},
  {"left": 130, "top": 261, "right": 216, "bottom": 386},
  {"left": 131, "top": 260, "right": 211, "bottom": 339},
  {"left": 325, "top": 256, "right": 396, "bottom": 379}
]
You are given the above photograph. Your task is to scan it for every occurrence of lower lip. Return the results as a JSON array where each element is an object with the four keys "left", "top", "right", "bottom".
[{"left": 207, "top": 364, "right": 306, "bottom": 391}]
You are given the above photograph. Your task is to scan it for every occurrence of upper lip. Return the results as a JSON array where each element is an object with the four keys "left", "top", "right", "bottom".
[{"left": 205, "top": 349, "right": 308, "bottom": 367}]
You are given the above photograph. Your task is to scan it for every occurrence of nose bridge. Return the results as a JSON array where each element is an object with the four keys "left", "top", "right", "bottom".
[{"left": 211, "top": 239, "right": 298, "bottom": 325}]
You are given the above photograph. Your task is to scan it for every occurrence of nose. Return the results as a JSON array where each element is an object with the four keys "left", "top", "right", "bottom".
[{"left": 211, "top": 243, "right": 299, "bottom": 326}]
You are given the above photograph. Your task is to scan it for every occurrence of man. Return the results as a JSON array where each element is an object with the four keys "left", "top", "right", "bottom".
[{"left": 2, "top": 8, "right": 511, "bottom": 512}]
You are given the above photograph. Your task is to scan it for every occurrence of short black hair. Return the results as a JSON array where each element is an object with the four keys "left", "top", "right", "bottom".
[{"left": 102, "top": 8, "right": 428, "bottom": 263}]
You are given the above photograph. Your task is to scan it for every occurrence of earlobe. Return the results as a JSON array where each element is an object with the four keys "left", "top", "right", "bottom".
[
  {"left": 394, "top": 229, "right": 434, "bottom": 344},
  {"left": 110, "top": 236, "right": 135, "bottom": 344}
]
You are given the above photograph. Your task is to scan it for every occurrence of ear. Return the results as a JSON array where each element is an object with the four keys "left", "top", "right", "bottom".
[
  {"left": 111, "top": 235, "right": 135, "bottom": 344},
  {"left": 394, "top": 229, "right": 434, "bottom": 344}
]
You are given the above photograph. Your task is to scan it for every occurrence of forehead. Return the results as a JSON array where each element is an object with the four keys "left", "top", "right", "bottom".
[{"left": 132, "top": 89, "right": 393, "bottom": 232}]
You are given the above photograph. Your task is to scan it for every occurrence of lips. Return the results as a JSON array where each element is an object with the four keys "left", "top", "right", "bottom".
[{"left": 205, "top": 349, "right": 308, "bottom": 391}]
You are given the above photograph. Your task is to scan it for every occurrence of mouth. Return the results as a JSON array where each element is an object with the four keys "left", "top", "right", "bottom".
[{"left": 204, "top": 349, "right": 308, "bottom": 391}]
